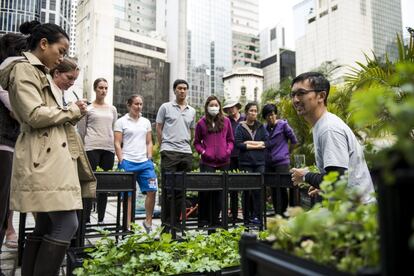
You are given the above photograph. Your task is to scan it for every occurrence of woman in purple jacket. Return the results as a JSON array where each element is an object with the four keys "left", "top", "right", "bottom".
[
  {"left": 262, "top": 104, "right": 297, "bottom": 216},
  {"left": 194, "top": 95, "right": 234, "bottom": 226}
]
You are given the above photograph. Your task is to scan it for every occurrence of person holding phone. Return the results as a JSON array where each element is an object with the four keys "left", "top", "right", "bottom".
[{"left": 0, "top": 21, "right": 96, "bottom": 275}]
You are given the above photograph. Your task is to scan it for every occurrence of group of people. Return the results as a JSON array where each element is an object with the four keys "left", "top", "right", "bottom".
[
  {"left": 156, "top": 80, "right": 298, "bottom": 227},
  {"left": 0, "top": 19, "right": 375, "bottom": 276}
]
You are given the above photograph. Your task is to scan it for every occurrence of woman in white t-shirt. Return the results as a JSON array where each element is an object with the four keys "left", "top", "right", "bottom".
[
  {"left": 114, "top": 94, "right": 157, "bottom": 233},
  {"left": 78, "top": 78, "right": 118, "bottom": 224}
]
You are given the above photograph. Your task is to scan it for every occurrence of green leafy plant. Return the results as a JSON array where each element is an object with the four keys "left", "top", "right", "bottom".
[
  {"left": 267, "top": 173, "right": 379, "bottom": 274},
  {"left": 74, "top": 227, "right": 245, "bottom": 276}
]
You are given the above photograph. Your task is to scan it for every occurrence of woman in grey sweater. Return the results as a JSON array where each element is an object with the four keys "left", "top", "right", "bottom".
[{"left": 78, "top": 78, "right": 118, "bottom": 224}]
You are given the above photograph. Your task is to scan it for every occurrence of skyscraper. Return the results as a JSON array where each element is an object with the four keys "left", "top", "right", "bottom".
[
  {"left": 1, "top": 0, "right": 73, "bottom": 53},
  {"left": 186, "top": 0, "right": 232, "bottom": 106},
  {"left": 231, "top": 0, "right": 260, "bottom": 68},
  {"left": 0, "top": 0, "right": 41, "bottom": 34},
  {"left": 294, "top": 0, "right": 402, "bottom": 80},
  {"left": 259, "top": 25, "right": 296, "bottom": 91},
  {"left": 76, "top": 0, "right": 169, "bottom": 120}
]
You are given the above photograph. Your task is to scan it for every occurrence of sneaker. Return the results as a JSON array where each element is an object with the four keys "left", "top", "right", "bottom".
[
  {"left": 142, "top": 221, "right": 152, "bottom": 234},
  {"left": 97, "top": 221, "right": 104, "bottom": 226},
  {"left": 250, "top": 217, "right": 261, "bottom": 225}
]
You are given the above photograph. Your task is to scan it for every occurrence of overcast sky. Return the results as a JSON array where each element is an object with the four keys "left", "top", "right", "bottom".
[{"left": 259, "top": 0, "right": 414, "bottom": 49}]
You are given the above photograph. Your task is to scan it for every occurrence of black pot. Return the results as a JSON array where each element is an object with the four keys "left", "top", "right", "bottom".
[
  {"left": 375, "top": 166, "right": 414, "bottom": 275},
  {"left": 239, "top": 233, "right": 350, "bottom": 276}
]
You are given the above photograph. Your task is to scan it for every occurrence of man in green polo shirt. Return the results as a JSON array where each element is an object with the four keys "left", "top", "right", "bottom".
[{"left": 156, "top": 79, "right": 196, "bottom": 228}]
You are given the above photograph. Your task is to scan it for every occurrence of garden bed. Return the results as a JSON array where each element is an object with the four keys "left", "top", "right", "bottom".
[{"left": 68, "top": 227, "right": 243, "bottom": 276}]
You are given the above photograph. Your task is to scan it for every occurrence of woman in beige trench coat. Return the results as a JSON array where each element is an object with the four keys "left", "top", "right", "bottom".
[{"left": 0, "top": 21, "right": 96, "bottom": 276}]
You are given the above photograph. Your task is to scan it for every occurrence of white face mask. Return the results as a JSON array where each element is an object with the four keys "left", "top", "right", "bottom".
[{"left": 207, "top": 106, "right": 220, "bottom": 117}]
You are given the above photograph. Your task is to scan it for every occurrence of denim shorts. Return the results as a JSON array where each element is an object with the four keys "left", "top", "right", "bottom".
[{"left": 119, "top": 159, "right": 158, "bottom": 194}]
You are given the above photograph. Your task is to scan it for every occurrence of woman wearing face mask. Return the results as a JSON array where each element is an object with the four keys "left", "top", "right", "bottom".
[
  {"left": 0, "top": 21, "right": 96, "bottom": 276},
  {"left": 235, "top": 102, "right": 267, "bottom": 226},
  {"left": 194, "top": 96, "right": 234, "bottom": 227},
  {"left": 78, "top": 78, "right": 118, "bottom": 225}
]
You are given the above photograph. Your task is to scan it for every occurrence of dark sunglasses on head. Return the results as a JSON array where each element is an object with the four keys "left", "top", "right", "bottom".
[{"left": 290, "top": 89, "right": 324, "bottom": 98}]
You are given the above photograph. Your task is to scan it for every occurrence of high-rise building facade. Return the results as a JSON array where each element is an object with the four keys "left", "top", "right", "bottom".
[
  {"left": 1, "top": 0, "right": 71, "bottom": 35},
  {"left": 294, "top": 0, "right": 402, "bottom": 80},
  {"left": 231, "top": 0, "right": 260, "bottom": 68},
  {"left": 76, "top": 0, "right": 169, "bottom": 119},
  {"left": 260, "top": 25, "right": 286, "bottom": 60},
  {"left": 115, "top": 0, "right": 157, "bottom": 35},
  {"left": 40, "top": 0, "right": 72, "bottom": 34},
  {"left": 0, "top": 0, "right": 41, "bottom": 34},
  {"left": 186, "top": 0, "right": 232, "bottom": 106},
  {"left": 371, "top": 0, "right": 402, "bottom": 62},
  {"left": 1, "top": 0, "right": 73, "bottom": 54},
  {"left": 69, "top": 0, "right": 77, "bottom": 57},
  {"left": 259, "top": 25, "right": 296, "bottom": 90},
  {"left": 260, "top": 48, "right": 296, "bottom": 91},
  {"left": 156, "top": 0, "right": 187, "bottom": 100}
]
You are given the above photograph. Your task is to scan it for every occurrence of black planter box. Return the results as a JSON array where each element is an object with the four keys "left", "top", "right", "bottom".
[
  {"left": 239, "top": 233, "right": 350, "bottom": 276},
  {"left": 226, "top": 173, "right": 262, "bottom": 190},
  {"left": 263, "top": 172, "right": 293, "bottom": 188},
  {"left": 94, "top": 171, "right": 136, "bottom": 192},
  {"left": 66, "top": 246, "right": 240, "bottom": 276},
  {"left": 375, "top": 167, "right": 414, "bottom": 276},
  {"left": 174, "top": 172, "right": 225, "bottom": 190}
]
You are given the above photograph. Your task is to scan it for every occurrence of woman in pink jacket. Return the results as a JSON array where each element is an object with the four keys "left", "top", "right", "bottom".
[{"left": 194, "top": 95, "right": 234, "bottom": 227}]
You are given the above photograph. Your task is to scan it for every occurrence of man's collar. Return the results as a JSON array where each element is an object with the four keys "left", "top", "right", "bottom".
[{"left": 172, "top": 99, "right": 188, "bottom": 108}]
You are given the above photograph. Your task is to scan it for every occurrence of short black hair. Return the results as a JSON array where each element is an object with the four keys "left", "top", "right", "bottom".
[
  {"left": 262, "top": 103, "right": 277, "bottom": 119},
  {"left": 291, "top": 72, "right": 330, "bottom": 105},
  {"left": 173, "top": 79, "right": 189, "bottom": 90},
  {"left": 244, "top": 102, "right": 258, "bottom": 114}
]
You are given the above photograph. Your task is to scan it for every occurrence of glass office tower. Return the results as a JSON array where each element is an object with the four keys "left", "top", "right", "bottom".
[{"left": 186, "top": 0, "right": 232, "bottom": 106}]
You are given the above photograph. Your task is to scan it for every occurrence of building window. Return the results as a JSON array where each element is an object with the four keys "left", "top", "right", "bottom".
[
  {"left": 319, "top": 10, "right": 328, "bottom": 18},
  {"left": 254, "top": 87, "right": 258, "bottom": 102},
  {"left": 308, "top": 16, "right": 316, "bottom": 24},
  {"left": 270, "top": 28, "right": 276, "bottom": 40},
  {"left": 50, "top": 0, "right": 56, "bottom": 10},
  {"left": 331, "top": 5, "right": 338, "bottom": 11},
  {"left": 49, "top": 13, "right": 55, "bottom": 24},
  {"left": 240, "top": 86, "right": 247, "bottom": 105},
  {"left": 360, "top": 0, "right": 366, "bottom": 15}
]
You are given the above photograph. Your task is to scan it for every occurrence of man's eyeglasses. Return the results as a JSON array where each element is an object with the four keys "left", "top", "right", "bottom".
[{"left": 290, "top": 89, "right": 323, "bottom": 98}]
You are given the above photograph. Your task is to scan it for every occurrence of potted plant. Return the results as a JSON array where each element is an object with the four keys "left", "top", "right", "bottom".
[
  {"left": 349, "top": 60, "right": 414, "bottom": 275},
  {"left": 240, "top": 173, "right": 380, "bottom": 275}
]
